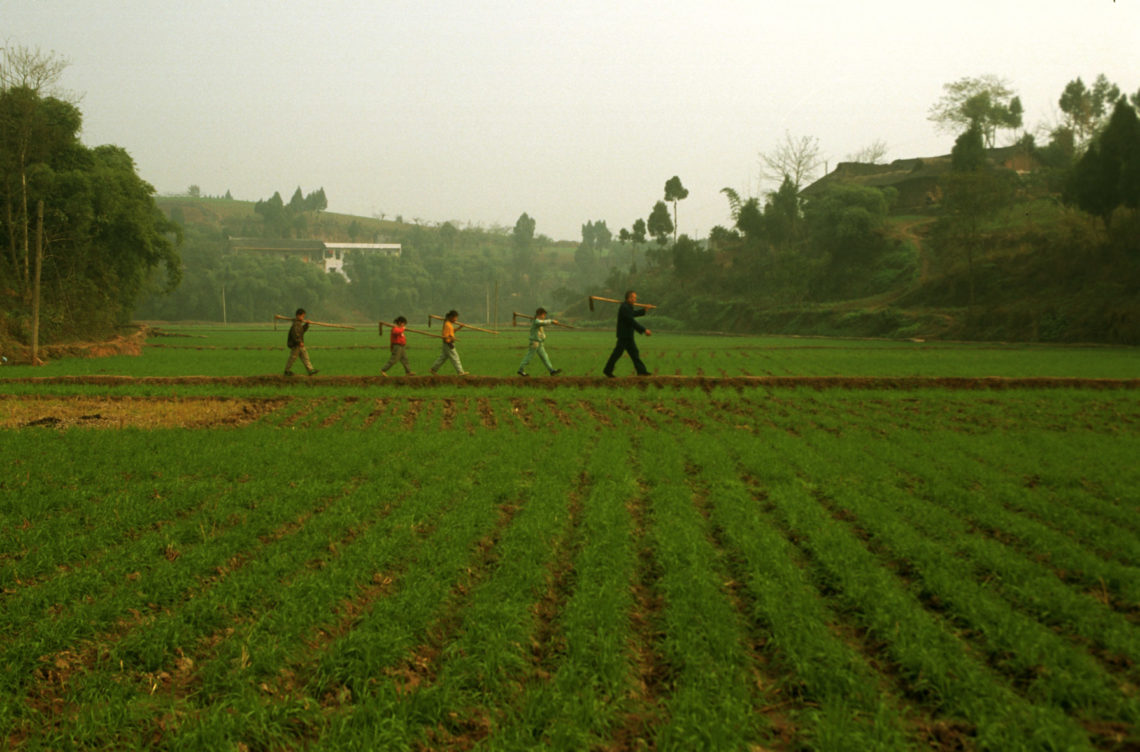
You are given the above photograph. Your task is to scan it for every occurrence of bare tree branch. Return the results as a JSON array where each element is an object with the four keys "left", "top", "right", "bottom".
[{"left": 759, "top": 131, "right": 822, "bottom": 190}]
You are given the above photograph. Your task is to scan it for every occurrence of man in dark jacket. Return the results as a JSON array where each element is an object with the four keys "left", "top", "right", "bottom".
[
  {"left": 284, "top": 308, "right": 319, "bottom": 376},
  {"left": 602, "top": 290, "right": 652, "bottom": 377}
]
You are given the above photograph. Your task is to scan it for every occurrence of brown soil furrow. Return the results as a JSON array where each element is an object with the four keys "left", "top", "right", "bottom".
[{"left": 4, "top": 375, "right": 1137, "bottom": 390}]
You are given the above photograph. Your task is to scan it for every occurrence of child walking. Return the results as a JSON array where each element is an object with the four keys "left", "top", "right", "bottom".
[
  {"left": 380, "top": 316, "right": 415, "bottom": 376},
  {"left": 429, "top": 310, "right": 467, "bottom": 375},
  {"left": 517, "top": 307, "right": 562, "bottom": 376},
  {"left": 284, "top": 308, "right": 319, "bottom": 376}
]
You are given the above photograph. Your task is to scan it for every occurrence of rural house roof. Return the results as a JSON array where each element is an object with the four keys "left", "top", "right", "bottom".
[{"left": 800, "top": 145, "right": 1037, "bottom": 201}]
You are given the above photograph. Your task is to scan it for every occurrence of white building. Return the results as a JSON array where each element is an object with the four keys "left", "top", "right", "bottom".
[
  {"left": 229, "top": 239, "right": 401, "bottom": 280},
  {"left": 322, "top": 242, "right": 401, "bottom": 278}
]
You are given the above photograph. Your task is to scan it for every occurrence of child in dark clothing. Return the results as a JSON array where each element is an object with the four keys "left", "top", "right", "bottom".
[{"left": 285, "top": 308, "right": 318, "bottom": 376}]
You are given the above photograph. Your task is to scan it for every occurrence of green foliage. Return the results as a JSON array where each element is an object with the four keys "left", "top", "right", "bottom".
[
  {"left": 1059, "top": 74, "right": 1122, "bottom": 146},
  {"left": 512, "top": 211, "right": 537, "bottom": 280},
  {"left": 764, "top": 176, "right": 802, "bottom": 250},
  {"left": 951, "top": 125, "right": 987, "bottom": 171},
  {"left": 803, "top": 184, "right": 891, "bottom": 265},
  {"left": 664, "top": 175, "right": 688, "bottom": 242},
  {"left": 0, "top": 83, "right": 180, "bottom": 341},
  {"left": 647, "top": 200, "right": 673, "bottom": 245},
  {"left": 670, "top": 234, "right": 706, "bottom": 279},
  {"left": 575, "top": 220, "right": 612, "bottom": 282},
  {"left": 1066, "top": 98, "right": 1140, "bottom": 227},
  {"left": 928, "top": 74, "right": 1023, "bottom": 148}
]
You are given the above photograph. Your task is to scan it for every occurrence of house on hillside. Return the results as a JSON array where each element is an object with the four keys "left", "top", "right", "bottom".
[
  {"left": 228, "top": 239, "right": 401, "bottom": 281},
  {"left": 800, "top": 145, "right": 1038, "bottom": 212}
]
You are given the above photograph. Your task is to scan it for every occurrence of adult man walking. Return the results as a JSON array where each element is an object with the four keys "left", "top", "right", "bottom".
[{"left": 602, "top": 290, "right": 651, "bottom": 377}]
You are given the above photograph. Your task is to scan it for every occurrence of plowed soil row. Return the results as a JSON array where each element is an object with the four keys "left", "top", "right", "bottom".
[{"left": 0, "top": 395, "right": 284, "bottom": 429}]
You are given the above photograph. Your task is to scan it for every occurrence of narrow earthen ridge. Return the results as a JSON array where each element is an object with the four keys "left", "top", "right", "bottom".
[{"left": 1, "top": 375, "right": 1138, "bottom": 390}]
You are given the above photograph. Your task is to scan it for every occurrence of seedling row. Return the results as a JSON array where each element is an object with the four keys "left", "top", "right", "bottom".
[{"left": 1, "top": 386, "right": 1137, "bottom": 750}]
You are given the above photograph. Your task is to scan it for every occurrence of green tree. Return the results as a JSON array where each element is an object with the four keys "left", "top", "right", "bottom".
[
  {"left": 647, "top": 200, "right": 673, "bottom": 245},
  {"left": 254, "top": 192, "right": 287, "bottom": 237},
  {"left": 1066, "top": 97, "right": 1140, "bottom": 228},
  {"left": 950, "top": 124, "right": 987, "bottom": 172},
  {"left": 803, "top": 183, "right": 892, "bottom": 268},
  {"left": 671, "top": 234, "right": 705, "bottom": 279},
  {"left": 763, "top": 176, "right": 802, "bottom": 250},
  {"left": 0, "top": 86, "right": 180, "bottom": 335},
  {"left": 305, "top": 187, "right": 327, "bottom": 212},
  {"left": 664, "top": 175, "right": 688, "bottom": 243},
  {"left": 288, "top": 186, "right": 305, "bottom": 213},
  {"left": 631, "top": 218, "right": 647, "bottom": 244},
  {"left": 512, "top": 212, "right": 536, "bottom": 279},
  {"left": 929, "top": 75, "right": 1023, "bottom": 148},
  {"left": 0, "top": 45, "right": 79, "bottom": 295},
  {"left": 577, "top": 220, "right": 613, "bottom": 278},
  {"left": 1059, "top": 74, "right": 1122, "bottom": 147},
  {"left": 939, "top": 125, "right": 1015, "bottom": 306}
]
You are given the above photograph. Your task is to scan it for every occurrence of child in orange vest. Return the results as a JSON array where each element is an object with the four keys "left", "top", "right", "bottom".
[{"left": 429, "top": 310, "right": 466, "bottom": 375}]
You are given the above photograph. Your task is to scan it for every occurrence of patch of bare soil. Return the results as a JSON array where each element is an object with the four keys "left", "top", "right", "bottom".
[
  {"left": 1, "top": 395, "right": 284, "bottom": 429},
  {"left": 2, "top": 325, "right": 149, "bottom": 364}
]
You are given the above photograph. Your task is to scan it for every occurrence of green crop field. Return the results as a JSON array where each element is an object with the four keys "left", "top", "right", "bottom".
[{"left": 1, "top": 326, "right": 1138, "bottom": 750}]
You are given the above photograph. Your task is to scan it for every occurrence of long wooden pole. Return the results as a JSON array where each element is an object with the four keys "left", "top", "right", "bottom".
[
  {"left": 512, "top": 311, "right": 575, "bottom": 329},
  {"left": 588, "top": 295, "right": 656, "bottom": 310},
  {"left": 378, "top": 320, "right": 443, "bottom": 339},
  {"left": 273, "top": 314, "right": 356, "bottom": 330},
  {"left": 427, "top": 313, "right": 498, "bottom": 335}
]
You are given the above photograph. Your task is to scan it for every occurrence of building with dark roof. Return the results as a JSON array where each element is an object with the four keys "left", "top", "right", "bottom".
[{"left": 800, "top": 145, "right": 1037, "bottom": 212}]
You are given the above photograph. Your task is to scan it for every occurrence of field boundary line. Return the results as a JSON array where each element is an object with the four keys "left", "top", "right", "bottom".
[{"left": 3, "top": 375, "right": 1139, "bottom": 390}]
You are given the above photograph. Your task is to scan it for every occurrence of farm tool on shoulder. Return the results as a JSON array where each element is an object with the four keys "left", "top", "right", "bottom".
[
  {"left": 512, "top": 311, "right": 575, "bottom": 328},
  {"left": 273, "top": 314, "right": 356, "bottom": 330},
  {"left": 378, "top": 320, "right": 442, "bottom": 339},
  {"left": 587, "top": 295, "right": 656, "bottom": 311},
  {"left": 427, "top": 314, "right": 499, "bottom": 334}
]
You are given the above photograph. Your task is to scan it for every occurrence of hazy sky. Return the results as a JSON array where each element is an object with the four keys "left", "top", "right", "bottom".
[{"left": 6, "top": 0, "right": 1138, "bottom": 241}]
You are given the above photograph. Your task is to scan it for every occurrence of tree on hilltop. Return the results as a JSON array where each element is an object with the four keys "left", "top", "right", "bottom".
[
  {"left": 846, "top": 139, "right": 889, "bottom": 164},
  {"left": 1066, "top": 97, "right": 1140, "bottom": 228},
  {"left": 305, "top": 187, "right": 327, "bottom": 212},
  {"left": 1059, "top": 74, "right": 1122, "bottom": 148},
  {"left": 929, "top": 75, "right": 1022, "bottom": 148},
  {"left": 289, "top": 186, "right": 305, "bottom": 212},
  {"left": 760, "top": 131, "right": 822, "bottom": 190}
]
